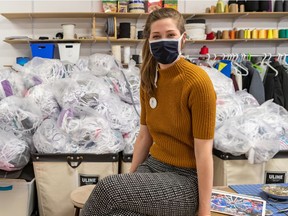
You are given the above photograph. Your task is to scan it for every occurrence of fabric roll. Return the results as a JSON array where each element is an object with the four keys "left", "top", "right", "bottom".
[
  {"left": 119, "top": 22, "right": 131, "bottom": 39},
  {"left": 259, "top": 0, "right": 270, "bottom": 11},
  {"left": 284, "top": 0, "right": 288, "bottom": 11},
  {"left": 274, "top": 0, "right": 284, "bottom": 12},
  {"left": 228, "top": 0, "right": 237, "bottom": 5},
  {"left": 245, "top": 0, "right": 259, "bottom": 12}
]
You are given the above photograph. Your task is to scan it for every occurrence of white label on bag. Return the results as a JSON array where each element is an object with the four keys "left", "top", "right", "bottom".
[
  {"left": 265, "top": 171, "right": 286, "bottom": 184},
  {"left": 79, "top": 174, "right": 99, "bottom": 186}
]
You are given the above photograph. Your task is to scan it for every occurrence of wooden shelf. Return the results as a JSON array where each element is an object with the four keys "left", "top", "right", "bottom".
[
  {"left": 1, "top": 12, "right": 150, "bottom": 19},
  {"left": 187, "top": 38, "right": 288, "bottom": 43},
  {"left": 4, "top": 38, "right": 288, "bottom": 45},
  {"left": 190, "top": 12, "right": 288, "bottom": 19},
  {"left": 4, "top": 38, "right": 145, "bottom": 44},
  {"left": 3, "top": 12, "right": 288, "bottom": 20}
]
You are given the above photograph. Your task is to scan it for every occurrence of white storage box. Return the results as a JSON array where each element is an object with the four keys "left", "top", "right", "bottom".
[
  {"left": 213, "top": 149, "right": 265, "bottom": 186},
  {"left": 0, "top": 178, "right": 36, "bottom": 216},
  {"left": 58, "top": 43, "right": 81, "bottom": 64},
  {"left": 32, "top": 153, "right": 119, "bottom": 216}
]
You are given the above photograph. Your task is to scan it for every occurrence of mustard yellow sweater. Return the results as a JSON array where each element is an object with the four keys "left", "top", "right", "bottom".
[{"left": 140, "top": 57, "right": 216, "bottom": 168}]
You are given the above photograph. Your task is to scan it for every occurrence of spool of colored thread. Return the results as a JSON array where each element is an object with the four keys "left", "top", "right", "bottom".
[
  {"left": 238, "top": 29, "right": 245, "bottom": 39},
  {"left": 273, "top": 29, "right": 279, "bottom": 39},
  {"left": 251, "top": 29, "right": 258, "bottom": 39},
  {"left": 279, "top": 29, "right": 286, "bottom": 38},
  {"left": 229, "top": 3, "right": 238, "bottom": 12},
  {"left": 222, "top": 30, "right": 230, "bottom": 39},
  {"left": 239, "top": 4, "right": 245, "bottom": 12},
  {"left": 225, "top": 4, "right": 229, "bottom": 13},
  {"left": 216, "top": 30, "right": 222, "bottom": 39},
  {"left": 216, "top": 2, "right": 224, "bottom": 13},
  {"left": 199, "top": 45, "right": 209, "bottom": 54},
  {"left": 258, "top": 29, "right": 267, "bottom": 39},
  {"left": 229, "top": 30, "right": 236, "bottom": 39},
  {"left": 244, "top": 29, "right": 251, "bottom": 39},
  {"left": 267, "top": 29, "right": 273, "bottom": 39},
  {"left": 210, "top": 6, "right": 216, "bottom": 13}
]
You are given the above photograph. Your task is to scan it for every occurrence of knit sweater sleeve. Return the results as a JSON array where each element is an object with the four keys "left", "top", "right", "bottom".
[
  {"left": 140, "top": 85, "right": 147, "bottom": 125},
  {"left": 188, "top": 67, "right": 216, "bottom": 139}
]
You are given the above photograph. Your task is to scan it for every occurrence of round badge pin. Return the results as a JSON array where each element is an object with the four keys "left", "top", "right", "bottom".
[{"left": 149, "top": 97, "right": 157, "bottom": 109}]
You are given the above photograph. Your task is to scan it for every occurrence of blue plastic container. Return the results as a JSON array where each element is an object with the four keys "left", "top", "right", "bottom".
[
  {"left": 30, "top": 43, "right": 55, "bottom": 59},
  {"left": 16, "top": 57, "right": 30, "bottom": 66}
]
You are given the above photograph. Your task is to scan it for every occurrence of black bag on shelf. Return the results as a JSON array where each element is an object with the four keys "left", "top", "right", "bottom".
[
  {"left": 259, "top": 0, "right": 271, "bottom": 12},
  {"left": 274, "top": 0, "right": 284, "bottom": 12},
  {"left": 284, "top": 0, "right": 288, "bottom": 11},
  {"left": 245, "top": 0, "right": 259, "bottom": 12}
]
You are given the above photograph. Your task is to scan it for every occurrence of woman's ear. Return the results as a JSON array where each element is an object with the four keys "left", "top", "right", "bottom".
[
  {"left": 181, "top": 32, "right": 187, "bottom": 49},
  {"left": 183, "top": 32, "right": 187, "bottom": 43}
]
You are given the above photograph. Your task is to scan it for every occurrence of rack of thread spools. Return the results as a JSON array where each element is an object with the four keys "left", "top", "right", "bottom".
[
  {"left": 184, "top": 16, "right": 288, "bottom": 41},
  {"left": 213, "top": 28, "right": 288, "bottom": 40},
  {"left": 206, "top": 0, "right": 288, "bottom": 14}
]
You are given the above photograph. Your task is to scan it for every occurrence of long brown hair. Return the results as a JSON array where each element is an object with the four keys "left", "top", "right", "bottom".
[{"left": 141, "top": 8, "right": 185, "bottom": 96}]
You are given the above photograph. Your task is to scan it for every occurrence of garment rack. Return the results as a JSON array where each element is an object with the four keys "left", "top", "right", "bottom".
[{"left": 186, "top": 53, "right": 288, "bottom": 59}]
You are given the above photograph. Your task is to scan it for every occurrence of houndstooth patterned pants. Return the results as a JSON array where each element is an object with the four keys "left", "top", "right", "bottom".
[{"left": 81, "top": 156, "right": 199, "bottom": 216}]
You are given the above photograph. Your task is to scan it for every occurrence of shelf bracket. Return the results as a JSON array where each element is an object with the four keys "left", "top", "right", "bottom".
[
  {"left": 277, "top": 16, "right": 288, "bottom": 28},
  {"left": 185, "top": 14, "right": 196, "bottom": 21},
  {"left": 232, "top": 13, "right": 248, "bottom": 28}
]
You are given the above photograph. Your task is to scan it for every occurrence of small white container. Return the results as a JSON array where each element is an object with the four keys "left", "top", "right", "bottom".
[
  {"left": 123, "top": 45, "right": 130, "bottom": 64},
  {"left": 62, "top": 24, "right": 76, "bottom": 40},
  {"left": 58, "top": 43, "right": 81, "bottom": 64},
  {"left": 185, "top": 23, "right": 206, "bottom": 40}
]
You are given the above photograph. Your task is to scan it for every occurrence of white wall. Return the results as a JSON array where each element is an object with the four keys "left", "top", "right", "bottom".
[{"left": 0, "top": 0, "right": 287, "bottom": 67}]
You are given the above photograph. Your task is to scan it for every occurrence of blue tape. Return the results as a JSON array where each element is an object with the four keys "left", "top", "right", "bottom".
[{"left": 0, "top": 185, "right": 13, "bottom": 191}]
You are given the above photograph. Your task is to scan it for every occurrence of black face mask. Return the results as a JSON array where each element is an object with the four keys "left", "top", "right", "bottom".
[{"left": 149, "top": 34, "right": 183, "bottom": 64}]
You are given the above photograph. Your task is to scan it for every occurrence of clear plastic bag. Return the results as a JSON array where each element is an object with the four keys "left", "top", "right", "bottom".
[
  {"left": 0, "top": 96, "right": 42, "bottom": 134},
  {"left": 105, "top": 60, "right": 141, "bottom": 105},
  {"left": 20, "top": 57, "right": 68, "bottom": 83},
  {"left": 88, "top": 53, "right": 118, "bottom": 76},
  {"left": 33, "top": 118, "right": 77, "bottom": 153},
  {"left": 123, "top": 125, "right": 140, "bottom": 154},
  {"left": 216, "top": 91, "right": 260, "bottom": 128},
  {"left": 214, "top": 100, "right": 288, "bottom": 164},
  {"left": 57, "top": 73, "right": 112, "bottom": 109},
  {"left": 58, "top": 106, "right": 125, "bottom": 154},
  {"left": 0, "top": 68, "right": 26, "bottom": 99},
  {"left": 200, "top": 66, "right": 235, "bottom": 96},
  {"left": 26, "top": 83, "right": 60, "bottom": 120},
  {"left": 216, "top": 94, "right": 243, "bottom": 128},
  {"left": 98, "top": 95, "right": 139, "bottom": 134},
  {"left": 0, "top": 130, "right": 30, "bottom": 171}
]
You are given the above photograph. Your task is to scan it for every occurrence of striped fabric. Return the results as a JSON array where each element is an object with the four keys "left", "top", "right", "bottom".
[{"left": 81, "top": 156, "right": 199, "bottom": 216}]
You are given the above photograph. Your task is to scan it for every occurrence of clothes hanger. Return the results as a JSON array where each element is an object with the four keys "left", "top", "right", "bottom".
[
  {"left": 231, "top": 53, "right": 249, "bottom": 76},
  {"left": 264, "top": 53, "right": 279, "bottom": 77},
  {"left": 205, "top": 53, "right": 215, "bottom": 68}
]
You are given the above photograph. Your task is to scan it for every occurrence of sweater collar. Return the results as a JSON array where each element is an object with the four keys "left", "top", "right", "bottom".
[{"left": 158, "top": 57, "right": 186, "bottom": 77}]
